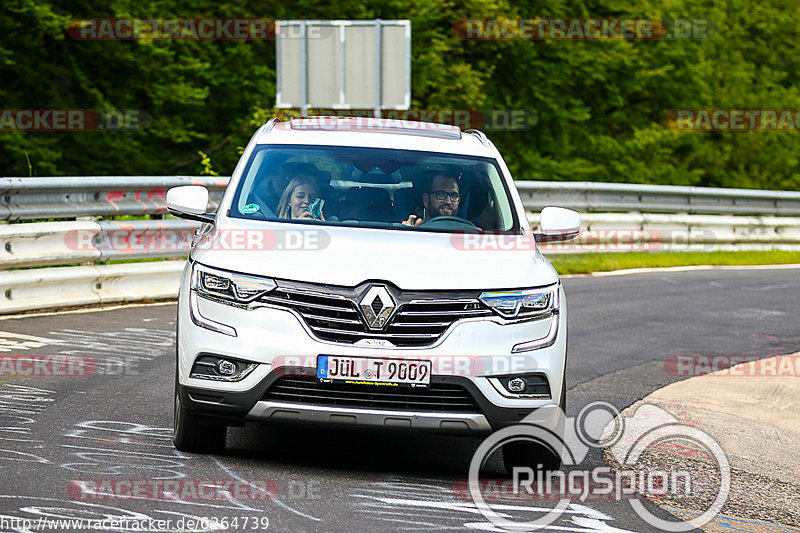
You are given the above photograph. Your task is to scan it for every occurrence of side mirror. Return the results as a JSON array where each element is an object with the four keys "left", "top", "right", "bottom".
[
  {"left": 166, "top": 186, "right": 214, "bottom": 223},
  {"left": 535, "top": 207, "right": 581, "bottom": 242}
]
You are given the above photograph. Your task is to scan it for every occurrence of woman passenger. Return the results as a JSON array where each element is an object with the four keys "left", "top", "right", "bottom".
[{"left": 276, "top": 176, "right": 325, "bottom": 220}]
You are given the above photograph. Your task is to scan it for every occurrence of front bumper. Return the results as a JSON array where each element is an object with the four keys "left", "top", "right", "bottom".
[
  {"left": 176, "top": 265, "right": 568, "bottom": 435},
  {"left": 178, "top": 372, "right": 562, "bottom": 435},
  {"left": 248, "top": 401, "right": 492, "bottom": 433}
]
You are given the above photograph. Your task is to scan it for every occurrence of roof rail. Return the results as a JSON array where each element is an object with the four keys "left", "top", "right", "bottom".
[
  {"left": 264, "top": 117, "right": 280, "bottom": 134},
  {"left": 463, "top": 129, "right": 489, "bottom": 147},
  {"left": 289, "top": 115, "right": 344, "bottom": 122},
  {"left": 288, "top": 116, "right": 462, "bottom": 140}
]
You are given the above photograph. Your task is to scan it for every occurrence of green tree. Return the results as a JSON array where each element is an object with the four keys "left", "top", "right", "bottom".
[{"left": 1, "top": 0, "right": 799, "bottom": 191}]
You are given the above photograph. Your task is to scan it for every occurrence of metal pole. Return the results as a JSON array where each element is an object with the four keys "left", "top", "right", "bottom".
[
  {"left": 301, "top": 21, "right": 309, "bottom": 117},
  {"left": 374, "top": 19, "right": 382, "bottom": 119},
  {"left": 339, "top": 23, "right": 346, "bottom": 109},
  {"left": 275, "top": 21, "right": 282, "bottom": 107}
]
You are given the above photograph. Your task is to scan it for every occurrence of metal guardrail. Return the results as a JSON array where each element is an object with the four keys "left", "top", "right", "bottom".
[
  {"left": 0, "top": 176, "right": 227, "bottom": 220},
  {"left": 1, "top": 176, "right": 799, "bottom": 314},
  {"left": 4, "top": 176, "right": 800, "bottom": 220},
  {"left": 0, "top": 261, "right": 184, "bottom": 315},
  {"left": 0, "top": 175, "right": 224, "bottom": 313},
  {"left": 529, "top": 212, "right": 800, "bottom": 254},
  {"left": 516, "top": 181, "right": 800, "bottom": 216},
  {"left": 0, "top": 219, "right": 199, "bottom": 269}
]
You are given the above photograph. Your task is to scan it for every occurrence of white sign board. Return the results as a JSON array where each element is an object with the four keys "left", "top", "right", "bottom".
[{"left": 276, "top": 20, "right": 411, "bottom": 111}]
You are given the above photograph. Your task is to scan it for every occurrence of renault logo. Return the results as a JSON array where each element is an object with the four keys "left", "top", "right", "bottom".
[{"left": 359, "top": 286, "right": 396, "bottom": 330}]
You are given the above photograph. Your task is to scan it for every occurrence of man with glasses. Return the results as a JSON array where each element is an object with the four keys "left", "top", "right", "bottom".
[{"left": 401, "top": 173, "right": 462, "bottom": 226}]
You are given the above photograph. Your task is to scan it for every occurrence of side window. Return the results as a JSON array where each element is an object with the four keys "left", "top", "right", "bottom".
[
  {"left": 486, "top": 164, "right": 513, "bottom": 231},
  {"left": 466, "top": 169, "right": 498, "bottom": 230},
  {"left": 236, "top": 149, "right": 271, "bottom": 215}
]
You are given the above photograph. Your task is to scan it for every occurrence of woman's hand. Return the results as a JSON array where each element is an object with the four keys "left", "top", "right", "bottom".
[{"left": 298, "top": 210, "right": 325, "bottom": 221}]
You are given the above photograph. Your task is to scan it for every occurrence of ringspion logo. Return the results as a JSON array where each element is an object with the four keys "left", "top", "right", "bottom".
[
  {"left": 454, "top": 474, "right": 655, "bottom": 503},
  {"left": 468, "top": 402, "right": 730, "bottom": 531}
]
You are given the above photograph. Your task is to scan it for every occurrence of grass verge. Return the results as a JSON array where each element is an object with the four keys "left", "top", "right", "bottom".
[{"left": 546, "top": 251, "right": 800, "bottom": 275}]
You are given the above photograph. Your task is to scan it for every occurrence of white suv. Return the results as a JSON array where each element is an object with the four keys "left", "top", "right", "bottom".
[{"left": 167, "top": 117, "right": 580, "bottom": 472}]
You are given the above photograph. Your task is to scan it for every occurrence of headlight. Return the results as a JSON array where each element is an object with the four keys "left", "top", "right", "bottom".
[
  {"left": 191, "top": 263, "right": 276, "bottom": 304},
  {"left": 479, "top": 285, "right": 559, "bottom": 319}
]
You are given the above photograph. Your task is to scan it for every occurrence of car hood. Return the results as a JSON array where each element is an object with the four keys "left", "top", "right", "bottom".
[{"left": 191, "top": 218, "right": 559, "bottom": 290}]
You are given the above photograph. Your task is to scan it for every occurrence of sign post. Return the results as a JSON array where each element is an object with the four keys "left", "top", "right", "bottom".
[{"left": 276, "top": 19, "right": 411, "bottom": 117}]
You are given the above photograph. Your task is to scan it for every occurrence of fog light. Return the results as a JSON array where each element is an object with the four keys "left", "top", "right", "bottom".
[
  {"left": 217, "top": 360, "right": 237, "bottom": 376},
  {"left": 507, "top": 377, "right": 526, "bottom": 392},
  {"left": 191, "top": 355, "right": 258, "bottom": 382},
  {"left": 492, "top": 373, "right": 552, "bottom": 398}
]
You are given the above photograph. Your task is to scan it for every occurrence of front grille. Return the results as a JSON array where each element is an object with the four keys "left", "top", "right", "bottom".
[
  {"left": 263, "top": 376, "right": 481, "bottom": 412},
  {"left": 259, "top": 285, "right": 492, "bottom": 347},
  {"left": 390, "top": 299, "right": 492, "bottom": 344}
]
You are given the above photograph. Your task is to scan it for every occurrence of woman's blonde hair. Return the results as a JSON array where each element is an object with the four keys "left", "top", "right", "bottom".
[{"left": 276, "top": 175, "right": 319, "bottom": 219}]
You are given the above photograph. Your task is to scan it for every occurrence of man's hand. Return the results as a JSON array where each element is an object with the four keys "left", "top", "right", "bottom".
[{"left": 401, "top": 215, "right": 423, "bottom": 226}]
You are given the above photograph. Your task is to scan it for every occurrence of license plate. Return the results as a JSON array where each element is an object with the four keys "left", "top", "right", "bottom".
[{"left": 317, "top": 355, "right": 431, "bottom": 387}]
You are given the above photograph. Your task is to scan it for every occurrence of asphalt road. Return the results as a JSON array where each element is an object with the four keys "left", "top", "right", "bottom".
[{"left": 0, "top": 266, "right": 798, "bottom": 532}]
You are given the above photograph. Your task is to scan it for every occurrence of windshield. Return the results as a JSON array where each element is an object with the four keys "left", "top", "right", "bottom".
[{"left": 229, "top": 145, "right": 518, "bottom": 232}]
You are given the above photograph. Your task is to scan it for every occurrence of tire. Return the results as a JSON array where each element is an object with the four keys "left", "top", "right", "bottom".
[
  {"left": 502, "top": 440, "right": 562, "bottom": 475},
  {"left": 173, "top": 295, "right": 226, "bottom": 453},
  {"left": 173, "top": 391, "right": 227, "bottom": 453},
  {"left": 502, "top": 378, "right": 566, "bottom": 475}
]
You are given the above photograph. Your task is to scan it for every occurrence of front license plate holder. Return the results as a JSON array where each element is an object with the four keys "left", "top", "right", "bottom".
[{"left": 316, "top": 355, "right": 431, "bottom": 388}]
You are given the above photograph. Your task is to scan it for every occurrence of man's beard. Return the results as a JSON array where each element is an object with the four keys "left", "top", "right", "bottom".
[{"left": 430, "top": 202, "right": 456, "bottom": 218}]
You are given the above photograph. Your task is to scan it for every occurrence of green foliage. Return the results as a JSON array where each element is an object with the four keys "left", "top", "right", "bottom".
[
  {"left": 197, "top": 150, "right": 219, "bottom": 176},
  {"left": 548, "top": 250, "right": 800, "bottom": 275},
  {"left": 1, "top": 0, "right": 798, "bottom": 191}
]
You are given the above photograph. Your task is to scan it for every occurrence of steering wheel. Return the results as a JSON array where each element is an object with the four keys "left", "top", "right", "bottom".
[{"left": 418, "top": 215, "right": 478, "bottom": 230}]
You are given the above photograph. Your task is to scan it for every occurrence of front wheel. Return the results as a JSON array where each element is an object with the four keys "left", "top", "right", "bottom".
[
  {"left": 502, "top": 439, "right": 562, "bottom": 474},
  {"left": 173, "top": 392, "right": 226, "bottom": 453},
  {"left": 502, "top": 381, "right": 566, "bottom": 475}
]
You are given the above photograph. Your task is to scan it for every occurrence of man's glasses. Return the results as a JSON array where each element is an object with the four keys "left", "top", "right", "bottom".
[{"left": 430, "top": 191, "right": 461, "bottom": 202}]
